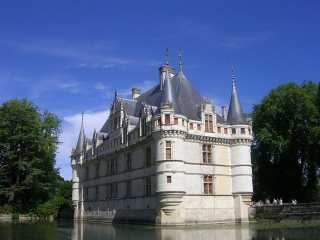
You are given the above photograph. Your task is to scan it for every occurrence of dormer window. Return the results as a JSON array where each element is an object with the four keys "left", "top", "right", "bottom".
[
  {"left": 165, "top": 114, "right": 170, "bottom": 125},
  {"left": 205, "top": 114, "right": 213, "bottom": 133}
]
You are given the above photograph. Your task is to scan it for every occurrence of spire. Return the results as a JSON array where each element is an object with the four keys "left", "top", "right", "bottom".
[
  {"left": 227, "top": 66, "right": 246, "bottom": 125},
  {"left": 162, "top": 70, "right": 174, "bottom": 106},
  {"left": 75, "top": 112, "right": 85, "bottom": 154}
]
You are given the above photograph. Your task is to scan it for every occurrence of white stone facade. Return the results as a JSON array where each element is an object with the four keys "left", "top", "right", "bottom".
[{"left": 71, "top": 61, "right": 253, "bottom": 225}]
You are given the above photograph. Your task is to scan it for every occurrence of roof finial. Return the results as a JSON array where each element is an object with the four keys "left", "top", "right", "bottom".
[
  {"left": 231, "top": 65, "right": 237, "bottom": 88},
  {"left": 178, "top": 49, "right": 183, "bottom": 71},
  {"left": 165, "top": 48, "right": 169, "bottom": 65},
  {"left": 81, "top": 111, "right": 84, "bottom": 126}
]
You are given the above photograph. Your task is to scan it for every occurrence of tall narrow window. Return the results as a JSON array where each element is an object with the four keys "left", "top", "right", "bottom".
[
  {"left": 224, "top": 128, "right": 228, "bottom": 134},
  {"left": 84, "top": 187, "right": 88, "bottom": 201},
  {"left": 95, "top": 186, "right": 99, "bottom": 201},
  {"left": 190, "top": 122, "right": 194, "bottom": 129},
  {"left": 165, "top": 141, "right": 172, "bottom": 160},
  {"left": 95, "top": 163, "right": 100, "bottom": 178},
  {"left": 165, "top": 114, "right": 170, "bottom": 125},
  {"left": 203, "top": 175, "right": 213, "bottom": 194},
  {"left": 232, "top": 128, "right": 236, "bottom": 134},
  {"left": 85, "top": 167, "right": 89, "bottom": 180},
  {"left": 217, "top": 127, "right": 221, "bottom": 133},
  {"left": 197, "top": 124, "right": 201, "bottom": 131},
  {"left": 174, "top": 117, "right": 178, "bottom": 125},
  {"left": 111, "top": 183, "right": 118, "bottom": 199},
  {"left": 145, "top": 146, "right": 152, "bottom": 167},
  {"left": 205, "top": 114, "right": 213, "bottom": 132},
  {"left": 106, "top": 184, "right": 112, "bottom": 200},
  {"left": 241, "top": 128, "right": 245, "bottom": 134},
  {"left": 202, "top": 144, "right": 212, "bottom": 164},
  {"left": 111, "top": 159, "right": 118, "bottom": 175},
  {"left": 182, "top": 119, "right": 185, "bottom": 126},
  {"left": 145, "top": 176, "right": 152, "bottom": 196},
  {"left": 127, "top": 153, "right": 132, "bottom": 170},
  {"left": 126, "top": 181, "right": 131, "bottom": 197}
]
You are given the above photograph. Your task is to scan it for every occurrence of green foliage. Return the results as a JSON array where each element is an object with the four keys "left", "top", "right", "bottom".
[
  {"left": 36, "top": 196, "right": 66, "bottom": 218},
  {"left": 0, "top": 204, "right": 15, "bottom": 214},
  {"left": 252, "top": 82, "right": 320, "bottom": 202},
  {"left": 0, "top": 99, "right": 61, "bottom": 212}
]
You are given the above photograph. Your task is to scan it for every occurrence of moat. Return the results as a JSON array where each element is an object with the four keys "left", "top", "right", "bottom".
[{"left": 1, "top": 222, "right": 320, "bottom": 240}]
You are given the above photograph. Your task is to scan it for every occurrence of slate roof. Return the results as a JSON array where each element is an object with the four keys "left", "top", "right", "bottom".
[{"left": 227, "top": 80, "right": 247, "bottom": 125}]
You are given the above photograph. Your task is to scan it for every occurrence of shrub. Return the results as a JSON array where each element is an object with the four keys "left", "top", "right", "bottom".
[{"left": 36, "top": 196, "right": 66, "bottom": 219}]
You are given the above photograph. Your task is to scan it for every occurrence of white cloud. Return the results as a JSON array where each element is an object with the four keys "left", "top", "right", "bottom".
[
  {"left": 94, "top": 82, "right": 107, "bottom": 90},
  {"left": 56, "top": 110, "right": 109, "bottom": 180}
]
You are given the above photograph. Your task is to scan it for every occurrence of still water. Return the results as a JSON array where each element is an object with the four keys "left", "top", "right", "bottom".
[{"left": 1, "top": 222, "right": 320, "bottom": 240}]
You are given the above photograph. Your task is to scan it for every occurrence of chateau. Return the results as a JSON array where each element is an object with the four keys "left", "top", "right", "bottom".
[{"left": 71, "top": 54, "right": 253, "bottom": 225}]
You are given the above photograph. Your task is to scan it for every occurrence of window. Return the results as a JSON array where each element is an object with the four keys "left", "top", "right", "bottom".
[
  {"left": 111, "top": 159, "right": 118, "bottom": 175},
  {"left": 165, "top": 141, "right": 172, "bottom": 160},
  {"left": 205, "top": 114, "right": 213, "bottom": 133},
  {"left": 85, "top": 167, "right": 89, "bottom": 180},
  {"left": 224, "top": 128, "right": 228, "bottom": 134},
  {"left": 202, "top": 144, "right": 212, "bottom": 164},
  {"left": 145, "top": 146, "right": 152, "bottom": 167},
  {"left": 84, "top": 187, "right": 88, "bottom": 201},
  {"left": 127, "top": 153, "right": 132, "bottom": 170},
  {"left": 241, "top": 128, "right": 245, "bottom": 134},
  {"left": 157, "top": 119, "right": 161, "bottom": 126},
  {"left": 167, "top": 176, "right": 172, "bottom": 183},
  {"left": 95, "top": 163, "right": 100, "bottom": 178},
  {"left": 106, "top": 160, "right": 111, "bottom": 176},
  {"left": 95, "top": 186, "right": 99, "bottom": 201},
  {"left": 203, "top": 175, "right": 213, "bottom": 194},
  {"left": 248, "top": 127, "right": 251, "bottom": 135},
  {"left": 145, "top": 176, "right": 152, "bottom": 196},
  {"left": 126, "top": 181, "right": 131, "bottom": 197},
  {"left": 182, "top": 119, "right": 185, "bottom": 126},
  {"left": 232, "top": 128, "right": 236, "bottom": 134},
  {"left": 174, "top": 117, "right": 178, "bottom": 125},
  {"left": 165, "top": 114, "right": 170, "bottom": 125},
  {"left": 217, "top": 127, "right": 221, "bottom": 133},
  {"left": 190, "top": 123, "right": 194, "bottom": 129},
  {"left": 106, "top": 184, "right": 112, "bottom": 200},
  {"left": 111, "top": 183, "right": 118, "bottom": 199},
  {"left": 197, "top": 124, "right": 201, "bottom": 131}
]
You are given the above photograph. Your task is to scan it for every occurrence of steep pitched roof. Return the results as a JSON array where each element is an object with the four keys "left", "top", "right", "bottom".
[
  {"left": 134, "top": 68, "right": 203, "bottom": 120},
  {"left": 227, "top": 79, "right": 247, "bottom": 125},
  {"left": 75, "top": 113, "right": 85, "bottom": 153}
]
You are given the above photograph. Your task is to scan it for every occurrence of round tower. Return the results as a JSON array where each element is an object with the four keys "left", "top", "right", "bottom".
[{"left": 227, "top": 69, "right": 253, "bottom": 203}]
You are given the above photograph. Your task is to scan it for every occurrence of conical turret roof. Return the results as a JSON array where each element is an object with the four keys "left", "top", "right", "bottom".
[
  {"left": 75, "top": 113, "right": 85, "bottom": 153},
  {"left": 227, "top": 72, "right": 247, "bottom": 125}
]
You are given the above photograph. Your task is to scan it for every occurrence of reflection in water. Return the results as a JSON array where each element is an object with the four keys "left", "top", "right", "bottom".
[
  {"left": 1, "top": 222, "right": 320, "bottom": 240},
  {"left": 71, "top": 222, "right": 254, "bottom": 240},
  {"left": 70, "top": 222, "right": 320, "bottom": 240}
]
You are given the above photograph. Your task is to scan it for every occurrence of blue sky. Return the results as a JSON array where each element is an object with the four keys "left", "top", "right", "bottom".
[{"left": 0, "top": 1, "right": 319, "bottom": 179}]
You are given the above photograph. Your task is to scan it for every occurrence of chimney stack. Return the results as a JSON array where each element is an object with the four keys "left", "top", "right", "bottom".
[
  {"left": 221, "top": 106, "right": 227, "bottom": 121},
  {"left": 132, "top": 88, "right": 141, "bottom": 100}
]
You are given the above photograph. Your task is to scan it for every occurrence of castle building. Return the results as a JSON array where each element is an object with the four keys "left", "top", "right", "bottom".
[{"left": 71, "top": 54, "right": 253, "bottom": 225}]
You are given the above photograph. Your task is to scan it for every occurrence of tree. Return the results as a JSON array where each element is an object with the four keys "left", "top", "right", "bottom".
[
  {"left": 0, "top": 99, "right": 61, "bottom": 212},
  {"left": 252, "top": 82, "right": 320, "bottom": 202}
]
